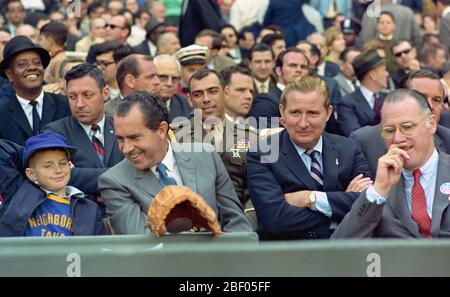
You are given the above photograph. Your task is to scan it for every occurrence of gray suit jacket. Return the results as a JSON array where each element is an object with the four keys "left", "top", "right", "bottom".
[
  {"left": 439, "top": 13, "right": 450, "bottom": 51},
  {"left": 350, "top": 124, "right": 450, "bottom": 176},
  {"left": 332, "top": 152, "right": 450, "bottom": 239},
  {"left": 333, "top": 72, "right": 355, "bottom": 97},
  {"left": 98, "top": 142, "right": 252, "bottom": 234}
]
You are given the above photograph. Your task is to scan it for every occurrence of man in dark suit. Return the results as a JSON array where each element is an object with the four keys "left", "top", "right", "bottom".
[
  {"left": 178, "top": 0, "right": 224, "bottom": 47},
  {"left": 247, "top": 76, "right": 372, "bottom": 240},
  {"left": 390, "top": 39, "right": 420, "bottom": 88},
  {"left": 248, "top": 43, "right": 277, "bottom": 95},
  {"left": 338, "top": 50, "right": 389, "bottom": 136},
  {"left": 133, "top": 19, "right": 166, "bottom": 58},
  {"left": 43, "top": 63, "right": 124, "bottom": 199},
  {"left": 333, "top": 89, "right": 450, "bottom": 239},
  {"left": 153, "top": 54, "right": 193, "bottom": 122},
  {"left": 0, "top": 36, "right": 70, "bottom": 146},
  {"left": 436, "top": 0, "right": 450, "bottom": 51},
  {"left": 350, "top": 69, "right": 450, "bottom": 175},
  {"left": 306, "top": 33, "right": 341, "bottom": 78}
]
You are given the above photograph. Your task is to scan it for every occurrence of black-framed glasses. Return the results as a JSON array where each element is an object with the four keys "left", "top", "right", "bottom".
[
  {"left": 394, "top": 48, "right": 412, "bottom": 57},
  {"left": 105, "top": 24, "right": 123, "bottom": 30},
  {"left": 95, "top": 60, "right": 115, "bottom": 68},
  {"left": 157, "top": 74, "right": 180, "bottom": 84}
]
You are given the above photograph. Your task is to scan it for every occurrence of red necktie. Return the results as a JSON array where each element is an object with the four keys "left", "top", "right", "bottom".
[
  {"left": 91, "top": 124, "right": 105, "bottom": 162},
  {"left": 411, "top": 170, "right": 432, "bottom": 238}
]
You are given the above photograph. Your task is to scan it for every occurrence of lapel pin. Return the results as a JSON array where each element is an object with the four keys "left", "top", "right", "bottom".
[
  {"left": 439, "top": 183, "right": 450, "bottom": 195},
  {"left": 336, "top": 159, "right": 339, "bottom": 166},
  {"left": 110, "top": 130, "right": 114, "bottom": 134}
]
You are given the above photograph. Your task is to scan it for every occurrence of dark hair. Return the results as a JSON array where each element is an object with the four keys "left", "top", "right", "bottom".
[
  {"left": 248, "top": 43, "right": 274, "bottom": 61},
  {"left": 261, "top": 33, "right": 285, "bottom": 47},
  {"left": 276, "top": 47, "right": 310, "bottom": 69},
  {"left": 196, "top": 29, "right": 223, "bottom": 51},
  {"left": 95, "top": 41, "right": 133, "bottom": 63},
  {"left": 402, "top": 69, "right": 445, "bottom": 106},
  {"left": 116, "top": 54, "right": 153, "bottom": 91},
  {"left": 419, "top": 43, "right": 446, "bottom": 64},
  {"left": 220, "top": 65, "right": 252, "bottom": 88},
  {"left": 263, "top": 24, "right": 284, "bottom": 37},
  {"left": 220, "top": 24, "right": 238, "bottom": 37},
  {"left": 116, "top": 92, "right": 169, "bottom": 131},
  {"left": 296, "top": 40, "right": 321, "bottom": 60},
  {"left": 119, "top": 8, "right": 135, "bottom": 26},
  {"left": 391, "top": 38, "right": 412, "bottom": 54},
  {"left": 87, "top": 2, "right": 104, "bottom": 16},
  {"left": 238, "top": 26, "right": 254, "bottom": 41},
  {"left": 188, "top": 68, "right": 223, "bottom": 92},
  {"left": 340, "top": 47, "right": 360, "bottom": 62},
  {"left": 64, "top": 63, "right": 106, "bottom": 91},
  {"left": 40, "top": 21, "right": 68, "bottom": 47},
  {"left": 377, "top": 11, "right": 395, "bottom": 23}
]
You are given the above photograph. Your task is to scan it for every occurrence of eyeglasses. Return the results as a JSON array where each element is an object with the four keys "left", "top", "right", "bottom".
[
  {"left": 95, "top": 60, "right": 116, "bottom": 68},
  {"left": 380, "top": 118, "right": 425, "bottom": 139},
  {"left": 157, "top": 74, "right": 180, "bottom": 84},
  {"left": 104, "top": 24, "right": 123, "bottom": 30},
  {"left": 394, "top": 48, "right": 412, "bottom": 57}
]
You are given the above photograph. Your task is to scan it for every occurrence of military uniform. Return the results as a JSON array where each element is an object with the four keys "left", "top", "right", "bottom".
[{"left": 170, "top": 115, "right": 257, "bottom": 207}]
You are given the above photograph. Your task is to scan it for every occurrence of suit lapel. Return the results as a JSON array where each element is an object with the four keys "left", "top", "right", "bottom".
[
  {"left": 321, "top": 134, "right": 339, "bottom": 191},
  {"left": 388, "top": 176, "right": 420, "bottom": 237},
  {"left": 280, "top": 131, "right": 318, "bottom": 190},
  {"left": 173, "top": 146, "right": 197, "bottom": 192},
  {"left": 41, "top": 93, "right": 56, "bottom": 127},
  {"left": 103, "top": 118, "right": 116, "bottom": 165},
  {"left": 8, "top": 96, "right": 32, "bottom": 137},
  {"left": 134, "top": 166, "right": 161, "bottom": 197},
  {"left": 431, "top": 153, "right": 450, "bottom": 237},
  {"left": 355, "top": 88, "right": 375, "bottom": 122},
  {"left": 70, "top": 117, "right": 104, "bottom": 167}
]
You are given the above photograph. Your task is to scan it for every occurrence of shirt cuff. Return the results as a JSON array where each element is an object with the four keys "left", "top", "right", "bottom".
[
  {"left": 311, "top": 191, "right": 332, "bottom": 217},
  {"left": 366, "top": 185, "right": 387, "bottom": 205}
]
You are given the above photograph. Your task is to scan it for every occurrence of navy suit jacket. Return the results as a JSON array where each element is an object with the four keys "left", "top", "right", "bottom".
[
  {"left": 0, "top": 92, "right": 70, "bottom": 146},
  {"left": 169, "top": 93, "right": 193, "bottom": 122},
  {"left": 132, "top": 40, "right": 151, "bottom": 57},
  {"left": 338, "top": 88, "right": 384, "bottom": 137},
  {"left": 178, "top": 0, "right": 224, "bottom": 47},
  {"left": 440, "top": 110, "right": 450, "bottom": 129},
  {"left": 247, "top": 130, "right": 372, "bottom": 240},
  {"left": 43, "top": 116, "right": 124, "bottom": 195},
  {"left": 263, "top": 0, "right": 315, "bottom": 47},
  {"left": 325, "top": 61, "right": 340, "bottom": 78}
]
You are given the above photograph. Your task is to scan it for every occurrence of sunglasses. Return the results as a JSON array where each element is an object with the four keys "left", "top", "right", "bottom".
[
  {"left": 105, "top": 24, "right": 123, "bottom": 30},
  {"left": 394, "top": 48, "right": 412, "bottom": 57}
]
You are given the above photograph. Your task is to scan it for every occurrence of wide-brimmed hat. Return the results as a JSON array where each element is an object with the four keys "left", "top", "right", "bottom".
[{"left": 0, "top": 35, "right": 50, "bottom": 77}]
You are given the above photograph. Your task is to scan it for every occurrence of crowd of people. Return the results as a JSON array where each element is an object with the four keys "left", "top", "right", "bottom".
[{"left": 0, "top": 0, "right": 449, "bottom": 240}]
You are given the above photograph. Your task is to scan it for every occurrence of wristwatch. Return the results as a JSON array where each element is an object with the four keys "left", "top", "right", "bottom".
[{"left": 308, "top": 191, "right": 317, "bottom": 207}]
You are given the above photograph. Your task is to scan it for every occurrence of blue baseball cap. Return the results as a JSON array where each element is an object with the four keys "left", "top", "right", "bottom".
[{"left": 22, "top": 131, "right": 77, "bottom": 165}]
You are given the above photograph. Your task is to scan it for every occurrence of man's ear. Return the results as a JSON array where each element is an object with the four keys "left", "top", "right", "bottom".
[
  {"left": 125, "top": 73, "right": 135, "bottom": 89},
  {"left": 223, "top": 85, "right": 230, "bottom": 97},
  {"left": 275, "top": 66, "right": 282, "bottom": 78},
  {"left": 102, "top": 85, "right": 110, "bottom": 102}
]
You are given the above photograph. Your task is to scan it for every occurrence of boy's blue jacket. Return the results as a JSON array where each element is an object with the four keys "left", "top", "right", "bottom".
[{"left": 0, "top": 140, "right": 104, "bottom": 236}]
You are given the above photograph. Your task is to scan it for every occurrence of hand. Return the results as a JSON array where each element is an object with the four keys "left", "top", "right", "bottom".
[
  {"left": 284, "top": 190, "right": 312, "bottom": 208},
  {"left": 346, "top": 174, "right": 373, "bottom": 192},
  {"left": 407, "top": 59, "right": 420, "bottom": 72},
  {"left": 373, "top": 144, "right": 409, "bottom": 197}
]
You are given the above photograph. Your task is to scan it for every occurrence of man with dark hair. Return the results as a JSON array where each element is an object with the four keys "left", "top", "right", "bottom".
[
  {"left": 419, "top": 43, "right": 447, "bottom": 76},
  {"left": 248, "top": 43, "right": 276, "bottom": 95},
  {"left": 350, "top": 69, "right": 450, "bottom": 175},
  {"left": 260, "top": 33, "right": 286, "bottom": 61},
  {"left": 333, "top": 89, "right": 450, "bottom": 238},
  {"left": 249, "top": 47, "right": 309, "bottom": 129},
  {"left": 237, "top": 26, "right": 255, "bottom": 61},
  {"left": 221, "top": 66, "right": 254, "bottom": 120},
  {"left": 95, "top": 40, "right": 133, "bottom": 100},
  {"left": 43, "top": 63, "right": 124, "bottom": 208},
  {"left": 133, "top": 18, "right": 166, "bottom": 57},
  {"left": 195, "top": 29, "right": 236, "bottom": 72},
  {"left": 38, "top": 21, "right": 68, "bottom": 84},
  {"left": 98, "top": 91, "right": 252, "bottom": 234},
  {"left": 106, "top": 53, "right": 161, "bottom": 117},
  {"left": 334, "top": 47, "right": 361, "bottom": 96},
  {"left": 390, "top": 39, "right": 420, "bottom": 88},
  {"left": 3, "top": 0, "right": 25, "bottom": 36},
  {"left": 247, "top": 76, "right": 372, "bottom": 240},
  {"left": 0, "top": 36, "right": 70, "bottom": 145}
]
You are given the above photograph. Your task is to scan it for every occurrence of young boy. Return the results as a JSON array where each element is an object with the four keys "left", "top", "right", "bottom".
[{"left": 0, "top": 131, "right": 104, "bottom": 237}]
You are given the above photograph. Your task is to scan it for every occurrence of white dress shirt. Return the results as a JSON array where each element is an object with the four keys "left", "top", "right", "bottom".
[
  {"left": 16, "top": 90, "right": 44, "bottom": 130},
  {"left": 359, "top": 85, "right": 376, "bottom": 109},
  {"left": 151, "top": 141, "right": 183, "bottom": 185},
  {"left": 79, "top": 115, "right": 106, "bottom": 146}
]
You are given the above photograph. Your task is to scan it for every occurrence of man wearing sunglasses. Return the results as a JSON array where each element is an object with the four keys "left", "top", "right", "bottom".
[
  {"left": 105, "top": 15, "right": 130, "bottom": 44},
  {"left": 333, "top": 89, "right": 450, "bottom": 239},
  {"left": 390, "top": 39, "right": 420, "bottom": 88}
]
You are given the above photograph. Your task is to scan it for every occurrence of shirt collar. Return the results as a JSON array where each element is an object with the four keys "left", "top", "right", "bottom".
[
  {"left": 151, "top": 140, "right": 175, "bottom": 175},
  {"left": 254, "top": 77, "right": 270, "bottom": 88},
  {"left": 276, "top": 82, "right": 285, "bottom": 92},
  {"left": 379, "top": 34, "right": 394, "bottom": 41},
  {"left": 16, "top": 89, "right": 44, "bottom": 108},
  {"left": 290, "top": 135, "right": 323, "bottom": 156},
  {"left": 42, "top": 186, "right": 84, "bottom": 200},
  {"left": 360, "top": 85, "right": 375, "bottom": 101},
  {"left": 402, "top": 149, "right": 439, "bottom": 182},
  {"left": 79, "top": 114, "right": 106, "bottom": 136},
  {"left": 317, "top": 62, "right": 325, "bottom": 76}
]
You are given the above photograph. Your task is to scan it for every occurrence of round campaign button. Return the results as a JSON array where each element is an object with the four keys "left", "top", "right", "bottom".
[{"left": 439, "top": 183, "right": 450, "bottom": 195}]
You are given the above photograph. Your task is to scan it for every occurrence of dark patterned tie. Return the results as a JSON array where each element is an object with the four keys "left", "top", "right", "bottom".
[
  {"left": 156, "top": 163, "right": 178, "bottom": 187},
  {"left": 91, "top": 124, "right": 104, "bottom": 162},
  {"left": 306, "top": 149, "right": 324, "bottom": 190},
  {"left": 29, "top": 101, "right": 40, "bottom": 135},
  {"left": 373, "top": 93, "right": 381, "bottom": 124},
  {"left": 411, "top": 170, "right": 432, "bottom": 238}
]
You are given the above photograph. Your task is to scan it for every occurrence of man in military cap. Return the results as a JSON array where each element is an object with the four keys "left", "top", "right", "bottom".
[
  {"left": 171, "top": 68, "right": 257, "bottom": 229},
  {"left": 174, "top": 44, "right": 208, "bottom": 95}
]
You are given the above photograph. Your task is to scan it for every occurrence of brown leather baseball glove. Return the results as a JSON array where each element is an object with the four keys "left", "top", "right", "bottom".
[{"left": 147, "top": 185, "right": 223, "bottom": 236}]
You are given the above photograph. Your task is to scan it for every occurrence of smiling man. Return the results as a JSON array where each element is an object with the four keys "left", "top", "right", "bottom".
[
  {"left": 98, "top": 92, "right": 251, "bottom": 234},
  {"left": 247, "top": 76, "right": 372, "bottom": 240},
  {"left": 0, "top": 36, "right": 70, "bottom": 145},
  {"left": 333, "top": 89, "right": 450, "bottom": 239}
]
